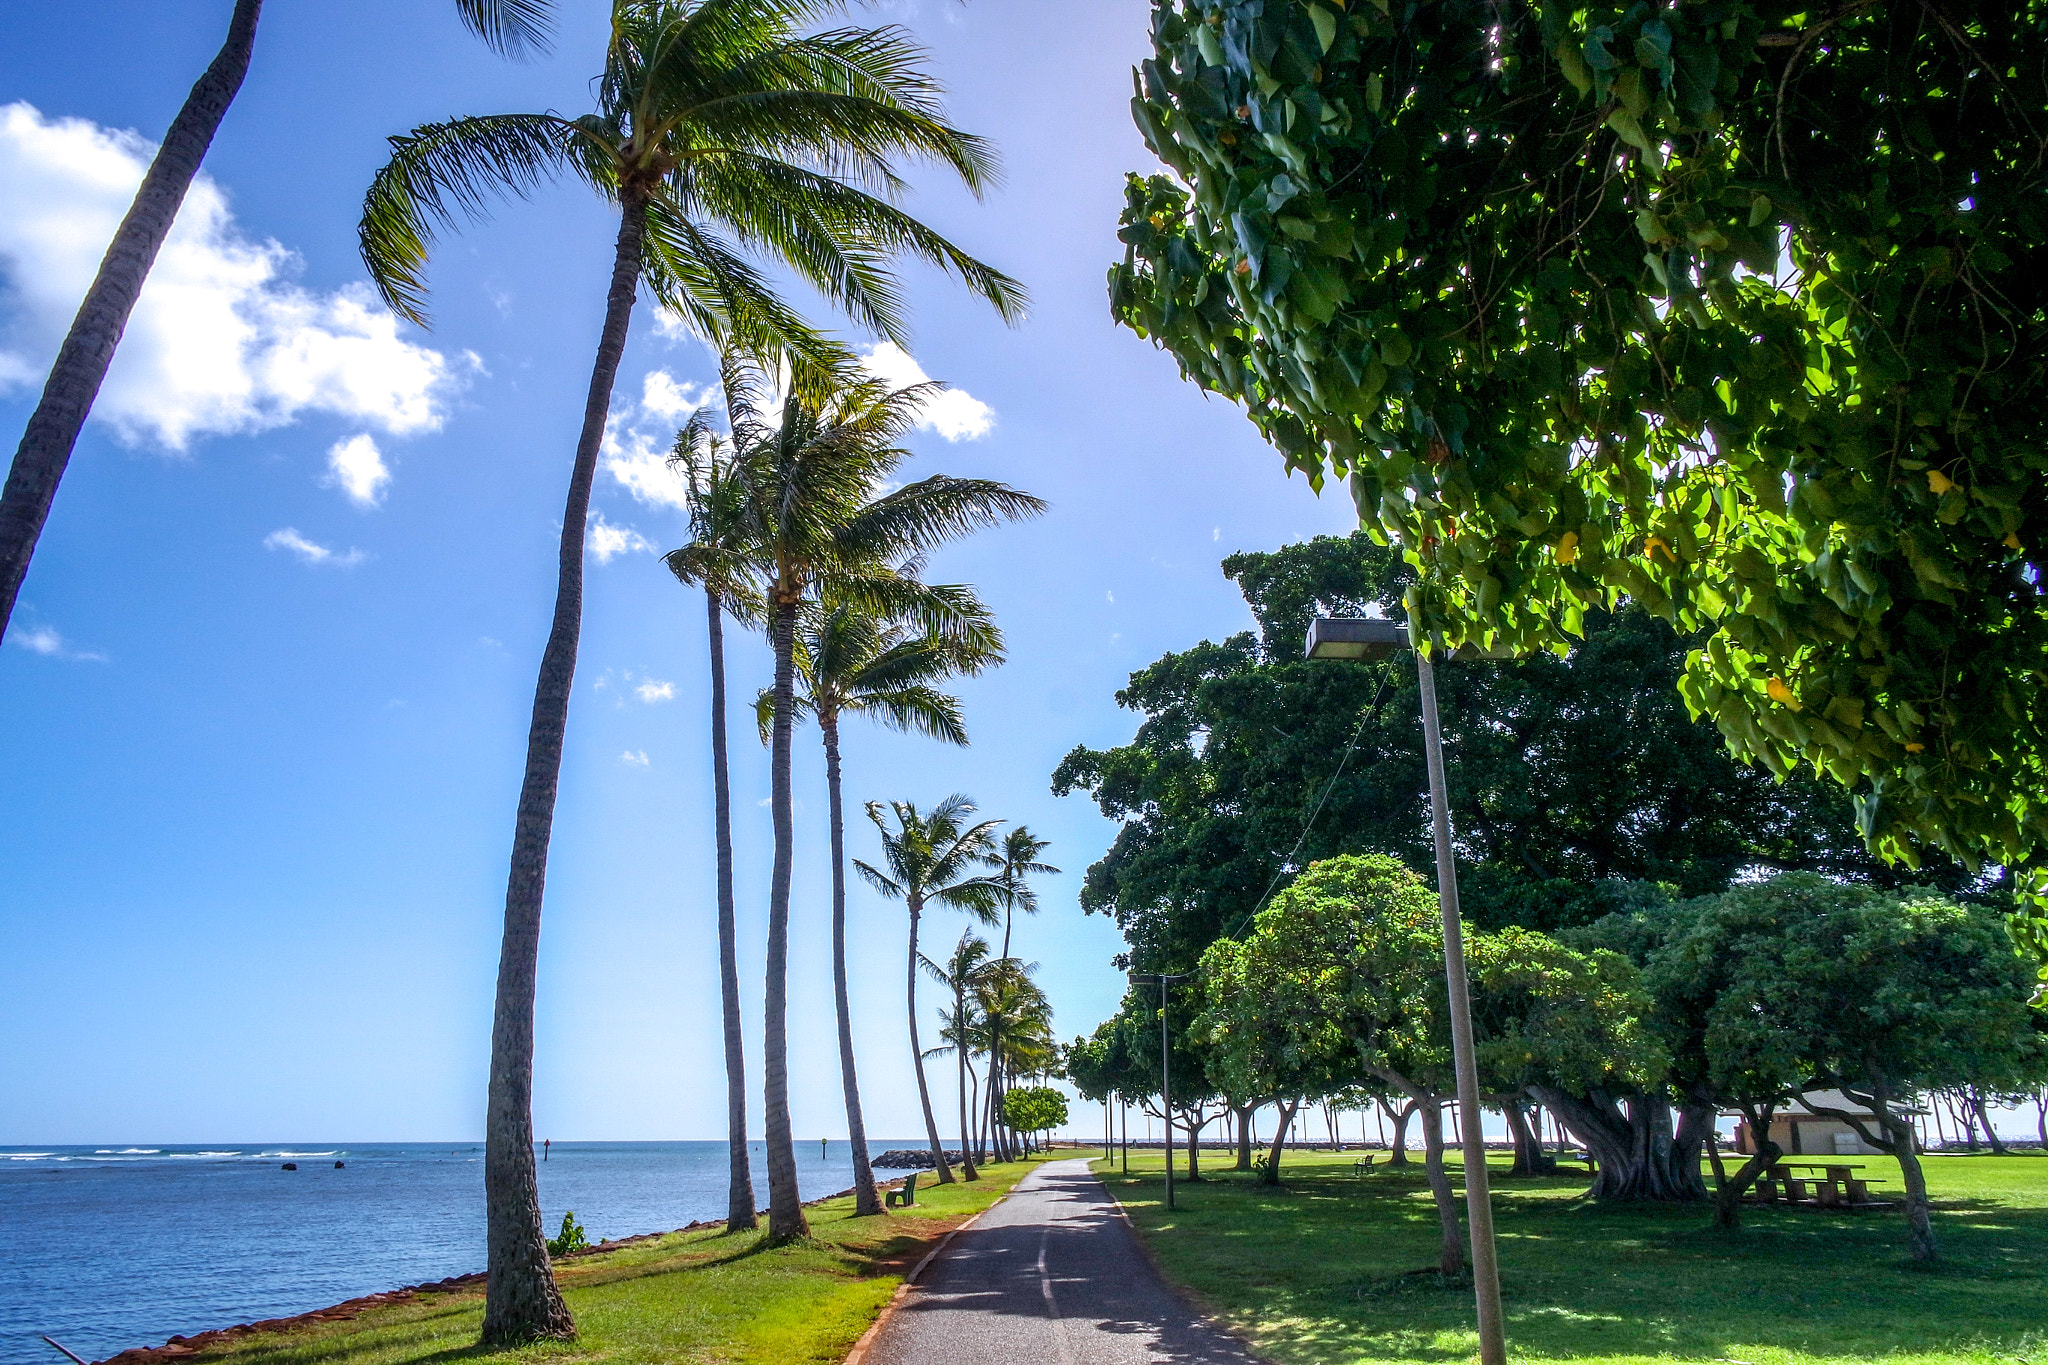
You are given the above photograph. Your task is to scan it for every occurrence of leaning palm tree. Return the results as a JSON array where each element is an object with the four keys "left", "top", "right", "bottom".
[
  {"left": 0, "top": 0, "right": 551, "bottom": 636},
  {"left": 727, "top": 360, "right": 1043, "bottom": 1233},
  {"left": 773, "top": 591, "right": 1003, "bottom": 1207},
  {"left": 921, "top": 929, "right": 995, "bottom": 1180},
  {"left": 357, "top": 1, "right": 1024, "bottom": 1332},
  {"left": 990, "top": 827, "right": 1058, "bottom": 959},
  {"left": 855, "top": 794, "right": 1011, "bottom": 1182},
  {"left": 662, "top": 410, "right": 767, "bottom": 1235}
]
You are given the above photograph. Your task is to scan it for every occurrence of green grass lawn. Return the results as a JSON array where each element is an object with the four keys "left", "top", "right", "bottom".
[
  {"left": 1094, "top": 1147, "right": 2048, "bottom": 1365},
  {"left": 163, "top": 1155, "right": 1056, "bottom": 1365}
]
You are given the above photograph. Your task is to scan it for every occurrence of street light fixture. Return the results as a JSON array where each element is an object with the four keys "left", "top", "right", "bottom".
[
  {"left": 1127, "top": 970, "right": 1189, "bottom": 1209},
  {"left": 1305, "top": 616, "right": 1507, "bottom": 1365}
]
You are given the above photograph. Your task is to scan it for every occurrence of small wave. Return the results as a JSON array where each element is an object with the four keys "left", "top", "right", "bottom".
[
  {"left": 93, "top": 1148, "right": 163, "bottom": 1155},
  {"left": 258, "top": 1151, "right": 338, "bottom": 1158},
  {"left": 5, "top": 1152, "right": 57, "bottom": 1159},
  {"left": 194, "top": 1151, "right": 243, "bottom": 1157}
]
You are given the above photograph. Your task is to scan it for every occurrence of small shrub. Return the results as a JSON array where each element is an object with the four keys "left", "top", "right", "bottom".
[{"left": 547, "top": 1210, "right": 589, "bottom": 1258}]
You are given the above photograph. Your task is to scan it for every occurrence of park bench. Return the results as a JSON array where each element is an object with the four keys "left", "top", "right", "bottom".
[
  {"left": 885, "top": 1172, "right": 919, "bottom": 1208},
  {"left": 1353, "top": 1153, "right": 1378, "bottom": 1175}
]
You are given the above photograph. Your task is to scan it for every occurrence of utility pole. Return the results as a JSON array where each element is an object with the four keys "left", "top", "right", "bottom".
[{"left": 1129, "top": 971, "right": 1189, "bottom": 1209}]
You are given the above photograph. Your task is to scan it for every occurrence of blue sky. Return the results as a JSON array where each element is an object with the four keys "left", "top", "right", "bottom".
[{"left": 0, "top": 0, "right": 1360, "bottom": 1144}]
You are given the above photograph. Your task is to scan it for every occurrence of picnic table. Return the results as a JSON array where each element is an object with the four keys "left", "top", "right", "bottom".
[{"left": 1755, "top": 1160, "right": 1886, "bottom": 1208}]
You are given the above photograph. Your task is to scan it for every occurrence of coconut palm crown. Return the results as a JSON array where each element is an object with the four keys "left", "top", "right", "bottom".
[{"left": 361, "top": 0, "right": 1025, "bottom": 344}]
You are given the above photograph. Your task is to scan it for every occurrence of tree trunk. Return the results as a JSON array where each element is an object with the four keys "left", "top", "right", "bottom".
[
  {"left": 1417, "top": 1098, "right": 1464, "bottom": 1275},
  {"left": 820, "top": 713, "right": 881, "bottom": 1215},
  {"left": 1503, "top": 1101, "right": 1554, "bottom": 1176},
  {"left": 0, "top": 0, "right": 263, "bottom": 634},
  {"left": 705, "top": 592, "right": 757, "bottom": 1233},
  {"left": 1183, "top": 1109, "right": 1206, "bottom": 1181},
  {"left": 1801, "top": 1084, "right": 1938, "bottom": 1261},
  {"left": 762, "top": 596, "right": 808, "bottom": 1242},
  {"left": 953, "top": 972, "right": 979, "bottom": 1181},
  {"left": 906, "top": 899, "right": 955, "bottom": 1183},
  {"left": 484, "top": 191, "right": 650, "bottom": 1346},
  {"left": 1535, "top": 1087, "right": 1706, "bottom": 1202},
  {"left": 1388, "top": 1098, "right": 1416, "bottom": 1165},
  {"left": 1713, "top": 1104, "right": 1780, "bottom": 1231},
  {"left": 1970, "top": 1088, "right": 2009, "bottom": 1155},
  {"left": 1234, "top": 1103, "right": 1254, "bottom": 1171},
  {"left": 1261, "top": 1099, "right": 1299, "bottom": 1185}
]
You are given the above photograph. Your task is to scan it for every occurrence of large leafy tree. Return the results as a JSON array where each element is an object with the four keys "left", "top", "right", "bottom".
[
  {"left": 0, "top": 0, "right": 549, "bottom": 637},
  {"left": 1655, "top": 875, "right": 2043, "bottom": 1260},
  {"left": 774, "top": 581, "right": 1005, "bottom": 1207},
  {"left": 357, "top": 0, "right": 1023, "bottom": 1324},
  {"left": 856, "top": 794, "right": 1011, "bottom": 1182},
  {"left": 1055, "top": 533, "right": 1977, "bottom": 980},
  {"left": 1109, "top": 1, "right": 2048, "bottom": 918}
]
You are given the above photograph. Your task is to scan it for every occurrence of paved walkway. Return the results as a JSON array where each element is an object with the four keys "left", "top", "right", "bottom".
[{"left": 865, "top": 1157, "right": 1260, "bottom": 1365}]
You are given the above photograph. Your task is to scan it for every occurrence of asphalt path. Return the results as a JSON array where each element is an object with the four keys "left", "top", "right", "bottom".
[{"left": 864, "top": 1157, "right": 1261, "bottom": 1365}]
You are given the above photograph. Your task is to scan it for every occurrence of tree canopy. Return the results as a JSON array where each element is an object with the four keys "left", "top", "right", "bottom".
[
  {"left": 1054, "top": 533, "right": 1979, "bottom": 979},
  {"left": 1109, "top": 0, "right": 2048, "bottom": 892}
]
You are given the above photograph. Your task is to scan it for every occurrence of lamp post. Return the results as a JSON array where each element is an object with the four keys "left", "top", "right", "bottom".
[
  {"left": 1305, "top": 617, "right": 1507, "bottom": 1365},
  {"left": 1127, "top": 970, "right": 1189, "bottom": 1209}
]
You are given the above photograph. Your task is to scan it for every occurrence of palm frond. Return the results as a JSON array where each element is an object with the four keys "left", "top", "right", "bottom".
[
  {"left": 454, "top": 0, "right": 555, "bottom": 57},
  {"left": 836, "top": 475, "right": 1047, "bottom": 565},
  {"left": 359, "top": 113, "right": 587, "bottom": 325}
]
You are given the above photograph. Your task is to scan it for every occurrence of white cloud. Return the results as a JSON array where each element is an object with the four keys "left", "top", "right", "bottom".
[
  {"left": 4, "top": 621, "right": 106, "bottom": 661},
  {"left": 640, "top": 369, "right": 711, "bottom": 425},
  {"left": 621, "top": 749, "right": 650, "bottom": 767},
  {"left": 1213, "top": 527, "right": 1221, "bottom": 541},
  {"left": 635, "top": 678, "right": 676, "bottom": 703},
  {"left": 600, "top": 368, "right": 720, "bottom": 511},
  {"left": 588, "top": 512, "right": 654, "bottom": 564},
  {"left": 859, "top": 342, "right": 994, "bottom": 442},
  {"left": 264, "top": 527, "right": 364, "bottom": 567},
  {"left": 1106, "top": 589, "right": 1115, "bottom": 604},
  {"left": 0, "top": 102, "right": 458, "bottom": 450},
  {"left": 322, "top": 433, "right": 390, "bottom": 507}
]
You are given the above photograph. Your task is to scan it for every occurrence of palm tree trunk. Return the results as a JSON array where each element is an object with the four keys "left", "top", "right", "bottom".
[
  {"left": 705, "top": 590, "right": 756, "bottom": 1233},
  {"left": 0, "top": 0, "right": 263, "bottom": 634},
  {"left": 821, "top": 711, "right": 882, "bottom": 1216},
  {"left": 483, "top": 190, "right": 648, "bottom": 1346},
  {"left": 906, "top": 897, "right": 955, "bottom": 1183},
  {"left": 764, "top": 595, "right": 808, "bottom": 1241},
  {"left": 954, "top": 975, "right": 978, "bottom": 1180}
]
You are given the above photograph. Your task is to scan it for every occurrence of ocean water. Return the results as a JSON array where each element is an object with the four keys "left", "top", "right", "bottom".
[{"left": 0, "top": 1140, "right": 909, "bottom": 1365}]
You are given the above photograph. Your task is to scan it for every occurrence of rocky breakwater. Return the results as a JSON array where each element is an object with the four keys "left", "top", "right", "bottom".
[{"left": 870, "top": 1149, "right": 965, "bottom": 1169}]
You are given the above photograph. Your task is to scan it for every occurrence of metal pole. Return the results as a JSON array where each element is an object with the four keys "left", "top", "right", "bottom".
[
  {"left": 1161, "top": 985, "right": 1175, "bottom": 1211},
  {"left": 1416, "top": 645, "right": 1507, "bottom": 1365}
]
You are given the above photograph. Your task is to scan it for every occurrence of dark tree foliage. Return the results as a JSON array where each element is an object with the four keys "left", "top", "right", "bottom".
[{"left": 1054, "top": 534, "right": 1980, "bottom": 978}]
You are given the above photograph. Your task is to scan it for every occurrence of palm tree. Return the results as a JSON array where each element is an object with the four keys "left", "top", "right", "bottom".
[
  {"left": 662, "top": 407, "right": 767, "bottom": 1235},
  {"left": 0, "top": 0, "right": 550, "bottom": 637},
  {"left": 990, "top": 827, "right": 1058, "bottom": 959},
  {"left": 976, "top": 954, "right": 1052, "bottom": 1162},
  {"left": 855, "top": 794, "right": 1010, "bottom": 1182},
  {"left": 356, "top": 2, "right": 1024, "bottom": 1329},
  {"left": 921, "top": 929, "right": 994, "bottom": 1180},
  {"left": 725, "top": 361, "right": 1043, "bottom": 1233},
  {"left": 770, "top": 585, "right": 1003, "bottom": 1210}
]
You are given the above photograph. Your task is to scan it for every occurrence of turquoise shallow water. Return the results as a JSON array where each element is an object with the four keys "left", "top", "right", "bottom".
[{"left": 0, "top": 1140, "right": 906, "bottom": 1365}]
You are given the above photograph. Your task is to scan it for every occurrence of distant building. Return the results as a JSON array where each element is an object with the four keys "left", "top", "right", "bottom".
[{"left": 1730, "top": 1090, "right": 1925, "bottom": 1156}]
